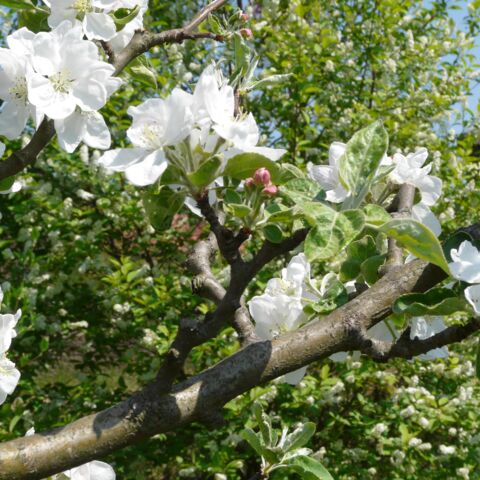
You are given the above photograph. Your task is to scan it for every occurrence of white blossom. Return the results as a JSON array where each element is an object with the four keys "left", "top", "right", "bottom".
[
  {"left": 371, "top": 423, "right": 387, "bottom": 437},
  {"left": 439, "top": 444, "right": 456, "bottom": 455},
  {"left": 390, "top": 148, "right": 442, "bottom": 206},
  {"left": 57, "top": 460, "right": 116, "bottom": 480},
  {"left": 307, "top": 142, "right": 348, "bottom": 203},
  {"left": 409, "top": 316, "right": 448, "bottom": 360},
  {"left": 248, "top": 254, "right": 314, "bottom": 385},
  {"left": 449, "top": 241, "right": 480, "bottom": 284},
  {"left": 28, "top": 21, "right": 121, "bottom": 120}
]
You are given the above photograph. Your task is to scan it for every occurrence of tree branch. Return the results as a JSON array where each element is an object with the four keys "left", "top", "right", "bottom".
[
  {"left": 0, "top": 252, "right": 452, "bottom": 480},
  {"left": 363, "top": 318, "right": 480, "bottom": 361}
]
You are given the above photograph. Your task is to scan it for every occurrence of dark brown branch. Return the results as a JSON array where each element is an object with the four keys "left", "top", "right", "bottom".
[
  {"left": 363, "top": 318, "right": 480, "bottom": 361},
  {"left": 0, "top": 119, "right": 55, "bottom": 181}
]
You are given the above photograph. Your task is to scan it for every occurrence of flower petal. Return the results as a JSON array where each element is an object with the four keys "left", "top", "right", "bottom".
[
  {"left": 124, "top": 150, "right": 168, "bottom": 186},
  {"left": 83, "top": 12, "right": 117, "bottom": 41},
  {"left": 465, "top": 284, "right": 480, "bottom": 316}
]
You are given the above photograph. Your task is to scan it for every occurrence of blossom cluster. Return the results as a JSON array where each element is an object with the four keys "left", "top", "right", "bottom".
[
  {"left": 98, "top": 65, "right": 285, "bottom": 189},
  {"left": 308, "top": 143, "right": 442, "bottom": 236},
  {"left": 0, "top": 20, "right": 122, "bottom": 154},
  {"left": 0, "top": 286, "right": 21, "bottom": 405}
]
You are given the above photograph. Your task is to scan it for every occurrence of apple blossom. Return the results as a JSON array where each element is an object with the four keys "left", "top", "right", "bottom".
[
  {"left": 0, "top": 289, "right": 21, "bottom": 355},
  {"left": 60, "top": 460, "right": 116, "bottom": 480},
  {"left": 410, "top": 316, "right": 448, "bottom": 360},
  {"left": 248, "top": 253, "right": 314, "bottom": 384},
  {"left": 411, "top": 202, "right": 441, "bottom": 237},
  {"left": 47, "top": 0, "right": 117, "bottom": 41},
  {"left": 0, "top": 356, "right": 21, "bottom": 405},
  {"left": 98, "top": 89, "right": 194, "bottom": 186},
  {"left": 448, "top": 240, "right": 480, "bottom": 284},
  {"left": 108, "top": 0, "right": 148, "bottom": 53},
  {"left": 307, "top": 142, "right": 348, "bottom": 203},
  {"left": 464, "top": 284, "right": 480, "bottom": 316},
  {"left": 389, "top": 148, "right": 442, "bottom": 206},
  {"left": 27, "top": 20, "right": 121, "bottom": 120}
]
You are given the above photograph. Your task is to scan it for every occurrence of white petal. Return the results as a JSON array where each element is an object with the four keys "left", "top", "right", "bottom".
[
  {"left": 407, "top": 148, "right": 428, "bottom": 168},
  {"left": 283, "top": 253, "right": 310, "bottom": 287},
  {"left": 72, "top": 78, "right": 108, "bottom": 112},
  {"left": 84, "top": 112, "right": 111, "bottom": 150},
  {"left": 415, "top": 175, "right": 442, "bottom": 206},
  {"left": 31, "top": 31, "right": 62, "bottom": 76},
  {"left": 7, "top": 27, "right": 36, "bottom": 56},
  {"left": 448, "top": 241, "right": 480, "bottom": 284},
  {"left": 307, "top": 163, "right": 338, "bottom": 191},
  {"left": 124, "top": 150, "right": 168, "bottom": 186},
  {"left": 0, "top": 357, "right": 20, "bottom": 396},
  {"left": 83, "top": 13, "right": 117, "bottom": 40},
  {"left": 465, "top": 285, "right": 480, "bottom": 316},
  {"left": 280, "top": 366, "right": 307, "bottom": 385},
  {"left": 328, "top": 141, "right": 346, "bottom": 167},
  {"left": 244, "top": 146, "right": 286, "bottom": 161},
  {"left": 55, "top": 111, "right": 86, "bottom": 153},
  {"left": 368, "top": 320, "right": 397, "bottom": 342},
  {"left": 214, "top": 113, "right": 259, "bottom": 149},
  {"left": 0, "top": 142, "right": 4, "bottom": 158},
  {"left": 325, "top": 184, "right": 348, "bottom": 203},
  {"left": 68, "top": 460, "right": 116, "bottom": 480},
  {"left": 97, "top": 148, "right": 147, "bottom": 171},
  {"left": 411, "top": 203, "right": 441, "bottom": 237},
  {"left": 410, "top": 316, "right": 448, "bottom": 360},
  {"left": 0, "top": 101, "right": 30, "bottom": 140},
  {"left": 0, "top": 313, "right": 19, "bottom": 355}
]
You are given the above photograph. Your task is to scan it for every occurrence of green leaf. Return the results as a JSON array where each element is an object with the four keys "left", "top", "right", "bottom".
[
  {"left": 241, "top": 428, "right": 265, "bottom": 458},
  {"left": 142, "top": 187, "right": 186, "bottom": 231},
  {"left": 282, "top": 178, "right": 324, "bottom": 205},
  {"left": 187, "top": 156, "right": 222, "bottom": 188},
  {"left": 263, "top": 224, "right": 284, "bottom": 243},
  {"left": 287, "top": 456, "right": 334, "bottom": 480},
  {"left": 225, "top": 203, "right": 252, "bottom": 218},
  {"left": 363, "top": 204, "right": 391, "bottom": 226},
  {"left": 379, "top": 219, "right": 450, "bottom": 273},
  {"left": 266, "top": 204, "right": 295, "bottom": 223},
  {"left": 129, "top": 64, "right": 157, "bottom": 89},
  {"left": 393, "top": 288, "right": 466, "bottom": 316},
  {"left": 339, "top": 121, "right": 388, "bottom": 205},
  {"left": 361, "top": 254, "right": 386, "bottom": 285},
  {"left": 283, "top": 423, "right": 316, "bottom": 452},
  {"left": 223, "top": 153, "right": 281, "bottom": 183},
  {"left": 278, "top": 163, "right": 304, "bottom": 183},
  {"left": 253, "top": 403, "right": 273, "bottom": 447},
  {"left": 112, "top": 5, "right": 140, "bottom": 27},
  {"left": 339, "top": 235, "right": 377, "bottom": 281},
  {"left": 0, "top": 0, "right": 33, "bottom": 9},
  {"left": 303, "top": 205, "right": 365, "bottom": 262},
  {"left": 18, "top": 8, "right": 49, "bottom": 32},
  {"left": 0, "top": 176, "right": 15, "bottom": 192}
]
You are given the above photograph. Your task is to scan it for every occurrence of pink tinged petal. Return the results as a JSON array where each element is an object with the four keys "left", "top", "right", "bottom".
[
  {"left": 415, "top": 175, "right": 442, "bottom": 206},
  {"left": 281, "top": 367, "right": 307, "bottom": 385},
  {"left": 83, "top": 112, "right": 111, "bottom": 150},
  {"left": 28, "top": 73, "right": 76, "bottom": 120},
  {"left": 0, "top": 101, "right": 30, "bottom": 139},
  {"left": 328, "top": 141, "right": 346, "bottom": 167},
  {"left": 83, "top": 12, "right": 117, "bottom": 40},
  {"left": 411, "top": 203, "right": 441, "bottom": 237},
  {"left": 55, "top": 111, "right": 86, "bottom": 153},
  {"left": 0, "top": 357, "right": 20, "bottom": 396},
  {"left": 72, "top": 78, "right": 108, "bottom": 112},
  {"left": 124, "top": 150, "right": 168, "bottom": 186},
  {"left": 97, "top": 148, "right": 147, "bottom": 171},
  {"left": 465, "top": 285, "right": 480, "bottom": 316},
  {"left": 448, "top": 241, "right": 480, "bottom": 284}
]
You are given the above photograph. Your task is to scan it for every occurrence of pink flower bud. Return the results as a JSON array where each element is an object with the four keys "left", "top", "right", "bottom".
[
  {"left": 262, "top": 185, "right": 278, "bottom": 196},
  {"left": 253, "top": 167, "right": 271, "bottom": 186},
  {"left": 245, "top": 177, "right": 255, "bottom": 188},
  {"left": 240, "top": 28, "right": 253, "bottom": 39},
  {"left": 240, "top": 12, "right": 250, "bottom": 21}
]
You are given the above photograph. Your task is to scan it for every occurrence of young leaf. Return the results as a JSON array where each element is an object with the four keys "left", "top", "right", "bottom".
[
  {"left": 363, "top": 204, "right": 391, "bottom": 226},
  {"left": 282, "top": 178, "right": 325, "bottom": 204},
  {"left": 263, "top": 224, "right": 284, "bottom": 243},
  {"left": 304, "top": 205, "right": 365, "bottom": 262},
  {"left": 287, "top": 456, "right": 334, "bottom": 480},
  {"left": 223, "top": 153, "right": 281, "bottom": 183},
  {"left": 0, "top": 176, "right": 15, "bottom": 192},
  {"left": 142, "top": 187, "right": 185, "bottom": 231},
  {"left": 339, "top": 235, "right": 377, "bottom": 281},
  {"left": 379, "top": 219, "right": 450, "bottom": 273},
  {"left": 252, "top": 403, "right": 273, "bottom": 447},
  {"left": 361, "top": 254, "right": 386, "bottom": 285},
  {"left": 187, "top": 156, "right": 222, "bottom": 188},
  {"left": 241, "top": 428, "right": 265, "bottom": 458},
  {"left": 393, "top": 288, "right": 466, "bottom": 316},
  {"left": 224, "top": 203, "right": 252, "bottom": 218},
  {"left": 282, "top": 422, "right": 316, "bottom": 452},
  {"left": 339, "top": 121, "right": 388, "bottom": 205}
]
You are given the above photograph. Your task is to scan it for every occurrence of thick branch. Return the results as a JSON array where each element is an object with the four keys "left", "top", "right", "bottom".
[{"left": 0, "top": 255, "right": 449, "bottom": 480}]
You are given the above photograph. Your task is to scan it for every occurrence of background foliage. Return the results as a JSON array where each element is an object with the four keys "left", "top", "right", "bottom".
[{"left": 1, "top": 0, "right": 480, "bottom": 478}]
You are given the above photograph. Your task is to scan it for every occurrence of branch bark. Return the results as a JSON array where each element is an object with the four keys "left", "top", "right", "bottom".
[{"left": 0, "top": 240, "right": 466, "bottom": 479}]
